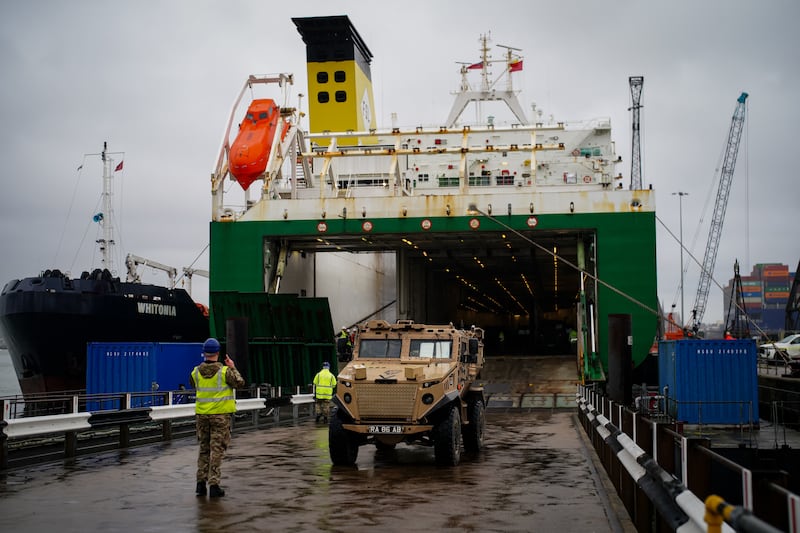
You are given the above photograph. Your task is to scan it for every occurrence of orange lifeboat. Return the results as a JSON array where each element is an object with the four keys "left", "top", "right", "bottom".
[{"left": 229, "top": 99, "right": 288, "bottom": 190}]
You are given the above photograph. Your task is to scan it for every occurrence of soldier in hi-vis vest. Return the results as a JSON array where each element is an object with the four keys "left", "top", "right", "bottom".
[
  {"left": 313, "top": 361, "right": 337, "bottom": 423},
  {"left": 190, "top": 338, "right": 245, "bottom": 498}
]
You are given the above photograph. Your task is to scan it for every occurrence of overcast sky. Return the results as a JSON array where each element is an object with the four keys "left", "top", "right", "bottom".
[{"left": 1, "top": 1, "right": 797, "bottom": 328}]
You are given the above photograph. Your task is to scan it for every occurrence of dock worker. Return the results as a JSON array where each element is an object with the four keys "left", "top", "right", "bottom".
[
  {"left": 313, "top": 361, "right": 337, "bottom": 423},
  {"left": 339, "top": 326, "right": 352, "bottom": 347},
  {"left": 190, "top": 337, "right": 245, "bottom": 498},
  {"left": 724, "top": 330, "right": 735, "bottom": 340},
  {"left": 336, "top": 326, "right": 353, "bottom": 361}
]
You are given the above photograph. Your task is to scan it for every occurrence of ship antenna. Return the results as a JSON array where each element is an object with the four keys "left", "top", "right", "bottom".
[{"left": 98, "top": 142, "right": 115, "bottom": 275}]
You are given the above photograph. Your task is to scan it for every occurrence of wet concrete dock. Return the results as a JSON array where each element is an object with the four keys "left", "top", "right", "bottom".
[{"left": 0, "top": 410, "right": 635, "bottom": 532}]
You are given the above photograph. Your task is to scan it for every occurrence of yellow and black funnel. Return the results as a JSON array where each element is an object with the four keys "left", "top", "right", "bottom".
[{"left": 293, "top": 15, "right": 376, "bottom": 145}]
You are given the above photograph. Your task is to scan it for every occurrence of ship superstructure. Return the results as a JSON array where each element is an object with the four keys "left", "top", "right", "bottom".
[{"left": 208, "top": 16, "right": 658, "bottom": 384}]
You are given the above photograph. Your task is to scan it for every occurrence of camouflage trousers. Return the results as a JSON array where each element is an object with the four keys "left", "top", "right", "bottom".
[
  {"left": 315, "top": 398, "right": 332, "bottom": 419},
  {"left": 196, "top": 413, "right": 232, "bottom": 485}
]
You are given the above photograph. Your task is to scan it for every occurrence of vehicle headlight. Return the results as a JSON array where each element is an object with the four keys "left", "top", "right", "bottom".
[
  {"left": 422, "top": 393, "right": 434, "bottom": 405},
  {"left": 422, "top": 380, "right": 439, "bottom": 389},
  {"left": 343, "top": 393, "right": 352, "bottom": 404}
]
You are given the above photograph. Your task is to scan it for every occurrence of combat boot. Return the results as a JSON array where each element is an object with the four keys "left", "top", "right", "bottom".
[
  {"left": 209, "top": 484, "right": 225, "bottom": 498},
  {"left": 196, "top": 481, "right": 207, "bottom": 496}
]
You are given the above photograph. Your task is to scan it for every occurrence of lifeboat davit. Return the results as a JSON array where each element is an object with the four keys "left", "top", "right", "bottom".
[{"left": 229, "top": 99, "right": 287, "bottom": 190}]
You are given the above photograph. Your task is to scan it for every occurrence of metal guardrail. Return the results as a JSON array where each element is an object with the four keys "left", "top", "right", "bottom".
[
  {"left": 0, "top": 388, "right": 316, "bottom": 470},
  {"left": 577, "top": 390, "right": 721, "bottom": 533},
  {"left": 577, "top": 385, "right": 798, "bottom": 532}
]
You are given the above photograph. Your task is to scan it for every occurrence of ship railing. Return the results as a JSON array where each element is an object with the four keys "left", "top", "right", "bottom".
[{"left": 577, "top": 384, "right": 796, "bottom": 532}]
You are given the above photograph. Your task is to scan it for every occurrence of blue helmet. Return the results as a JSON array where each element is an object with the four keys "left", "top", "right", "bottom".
[{"left": 203, "top": 338, "right": 221, "bottom": 354}]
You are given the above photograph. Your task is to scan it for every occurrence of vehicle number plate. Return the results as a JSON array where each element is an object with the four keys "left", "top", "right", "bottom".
[{"left": 368, "top": 425, "right": 402, "bottom": 434}]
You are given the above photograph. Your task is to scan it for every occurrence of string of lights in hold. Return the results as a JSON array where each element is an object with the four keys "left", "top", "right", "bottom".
[{"left": 400, "top": 232, "right": 533, "bottom": 316}]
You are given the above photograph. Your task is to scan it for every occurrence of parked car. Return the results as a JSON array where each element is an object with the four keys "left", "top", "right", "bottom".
[{"left": 758, "top": 334, "right": 800, "bottom": 360}]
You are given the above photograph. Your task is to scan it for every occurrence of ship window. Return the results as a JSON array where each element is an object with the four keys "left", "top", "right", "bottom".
[
  {"left": 358, "top": 339, "right": 402, "bottom": 359},
  {"left": 410, "top": 339, "right": 452, "bottom": 359},
  {"left": 259, "top": 112, "right": 268, "bottom": 119},
  {"left": 246, "top": 113, "right": 254, "bottom": 121},
  {"left": 317, "top": 91, "right": 330, "bottom": 103},
  {"left": 317, "top": 72, "right": 329, "bottom": 84},
  {"left": 335, "top": 91, "right": 347, "bottom": 103},
  {"left": 334, "top": 70, "right": 346, "bottom": 82}
]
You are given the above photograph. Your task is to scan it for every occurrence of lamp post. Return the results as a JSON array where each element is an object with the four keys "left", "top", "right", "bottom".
[{"left": 672, "top": 192, "right": 689, "bottom": 326}]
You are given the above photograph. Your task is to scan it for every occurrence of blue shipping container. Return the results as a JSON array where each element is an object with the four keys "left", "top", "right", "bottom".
[
  {"left": 658, "top": 339, "right": 758, "bottom": 424},
  {"left": 86, "top": 342, "right": 203, "bottom": 410}
]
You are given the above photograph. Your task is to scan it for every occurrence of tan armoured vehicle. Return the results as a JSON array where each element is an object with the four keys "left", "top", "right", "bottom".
[{"left": 330, "top": 319, "right": 485, "bottom": 466}]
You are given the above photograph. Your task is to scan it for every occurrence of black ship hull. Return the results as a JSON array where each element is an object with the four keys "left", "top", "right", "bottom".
[{"left": 0, "top": 269, "right": 209, "bottom": 396}]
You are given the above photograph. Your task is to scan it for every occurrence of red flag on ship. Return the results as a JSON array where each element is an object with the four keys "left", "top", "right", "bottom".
[
  {"left": 115, "top": 161, "right": 124, "bottom": 172},
  {"left": 467, "top": 61, "right": 483, "bottom": 70},
  {"left": 509, "top": 60, "right": 523, "bottom": 72}
]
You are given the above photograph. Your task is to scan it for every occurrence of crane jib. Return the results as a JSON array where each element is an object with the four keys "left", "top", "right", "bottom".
[{"left": 690, "top": 92, "right": 748, "bottom": 333}]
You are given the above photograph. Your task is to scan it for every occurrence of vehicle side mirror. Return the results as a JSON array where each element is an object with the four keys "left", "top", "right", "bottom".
[
  {"left": 468, "top": 338, "right": 479, "bottom": 357},
  {"left": 461, "top": 338, "right": 479, "bottom": 364}
]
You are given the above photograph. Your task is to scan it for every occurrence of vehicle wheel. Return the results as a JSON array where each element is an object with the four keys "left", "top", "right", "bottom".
[
  {"left": 462, "top": 397, "right": 485, "bottom": 453},
  {"left": 329, "top": 412, "right": 359, "bottom": 466},
  {"left": 433, "top": 404, "right": 462, "bottom": 466}
]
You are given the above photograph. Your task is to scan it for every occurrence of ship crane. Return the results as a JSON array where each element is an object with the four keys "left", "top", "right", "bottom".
[
  {"left": 125, "top": 253, "right": 178, "bottom": 289},
  {"left": 628, "top": 76, "right": 644, "bottom": 190},
  {"left": 182, "top": 267, "right": 209, "bottom": 297},
  {"left": 688, "top": 92, "right": 748, "bottom": 334},
  {"left": 725, "top": 259, "right": 751, "bottom": 338}
]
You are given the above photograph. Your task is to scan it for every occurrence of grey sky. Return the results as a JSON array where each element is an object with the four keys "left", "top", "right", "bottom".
[{"left": 1, "top": 1, "right": 797, "bottom": 327}]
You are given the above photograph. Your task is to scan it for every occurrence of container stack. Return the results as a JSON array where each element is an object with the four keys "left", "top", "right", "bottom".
[{"left": 724, "top": 262, "right": 795, "bottom": 337}]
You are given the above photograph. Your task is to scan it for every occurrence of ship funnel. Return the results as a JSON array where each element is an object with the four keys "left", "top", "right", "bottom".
[{"left": 292, "top": 15, "right": 376, "bottom": 146}]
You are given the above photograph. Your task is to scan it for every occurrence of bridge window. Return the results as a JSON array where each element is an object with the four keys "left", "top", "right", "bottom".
[
  {"left": 334, "top": 70, "right": 346, "bottom": 82},
  {"left": 437, "top": 176, "right": 459, "bottom": 187},
  {"left": 335, "top": 90, "right": 347, "bottom": 103},
  {"left": 317, "top": 72, "right": 329, "bottom": 84},
  {"left": 469, "top": 176, "right": 491, "bottom": 186},
  {"left": 496, "top": 175, "right": 514, "bottom": 186},
  {"left": 317, "top": 91, "right": 330, "bottom": 103}
]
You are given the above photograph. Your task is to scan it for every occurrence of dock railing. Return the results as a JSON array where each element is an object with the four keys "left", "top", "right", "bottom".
[
  {"left": 577, "top": 384, "right": 797, "bottom": 532},
  {"left": 0, "top": 385, "right": 316, "bottom": 470}
]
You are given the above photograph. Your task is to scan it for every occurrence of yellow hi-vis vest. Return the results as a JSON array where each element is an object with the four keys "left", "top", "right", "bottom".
[
  {"left": 313, "top": 369, "right": 337, "bottom": 400},
  {"left": 193, "top": 366, "right": 236, "bottom": 414}
]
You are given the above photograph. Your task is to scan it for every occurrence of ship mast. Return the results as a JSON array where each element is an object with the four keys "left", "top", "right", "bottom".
[
  {"left": 445, "top": 33, "right": 528, "bottom": 128},
  {"left": 98, "top": 142, "right": 116, "bottom": 275}
]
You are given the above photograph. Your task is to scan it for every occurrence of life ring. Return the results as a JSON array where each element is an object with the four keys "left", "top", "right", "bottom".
[{"left": 583, "top": 175, "right": 592, "bottom": 183}]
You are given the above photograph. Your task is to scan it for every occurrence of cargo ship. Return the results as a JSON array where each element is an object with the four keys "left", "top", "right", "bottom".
[
  {"left": 0, "top": 144, "right": 209, "bottom": 396},
  {"left": 206, "top": 15, "right": 659, "bottom": 388}
]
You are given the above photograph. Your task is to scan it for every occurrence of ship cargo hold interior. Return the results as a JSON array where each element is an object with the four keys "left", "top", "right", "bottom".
[{"left": 276, "top": 226, "right": 593, "bottom": 358}]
